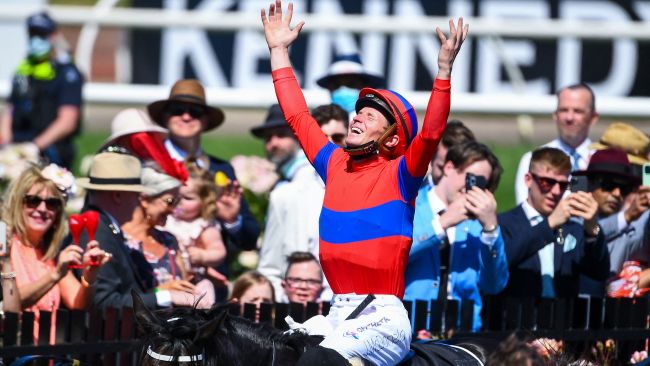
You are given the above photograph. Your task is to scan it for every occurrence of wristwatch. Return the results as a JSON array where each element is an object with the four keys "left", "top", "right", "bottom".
[{"left": 482, "top": 224, "right": 498, "bottom": 234}]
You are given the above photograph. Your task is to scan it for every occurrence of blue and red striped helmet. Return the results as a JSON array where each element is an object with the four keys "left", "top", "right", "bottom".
[{"left": 355, "top": 88, "right": 418, "bottom": 159}]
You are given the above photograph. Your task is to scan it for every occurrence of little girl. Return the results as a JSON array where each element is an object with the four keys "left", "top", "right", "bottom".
[{"left": 164, "top": 162, "right": 227, "bottom": 303}]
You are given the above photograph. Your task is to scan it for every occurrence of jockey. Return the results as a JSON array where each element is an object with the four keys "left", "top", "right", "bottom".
[{"left": 261, "top": 2, "right": 468, "bottom": 365}]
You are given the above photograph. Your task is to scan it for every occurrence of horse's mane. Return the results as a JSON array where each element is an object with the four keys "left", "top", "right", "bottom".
[
  {"left": 210, "top": 305, "right": 323, "bottom": 366},
  {"left": 135, "top": 301, "right": 222, "bottom": 366},
  {"left": 133, "top": 292, "right": 322, "bottom": 366}
]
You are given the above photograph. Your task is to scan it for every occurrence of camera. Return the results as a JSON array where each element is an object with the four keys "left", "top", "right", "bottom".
[{"left": 465, "top": 173, "right": 487, "bottom": 191}]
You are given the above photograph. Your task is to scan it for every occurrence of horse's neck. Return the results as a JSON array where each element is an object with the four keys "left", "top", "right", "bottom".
[{"left": 226, "top": 317, "right": 314, "bottom": 365}]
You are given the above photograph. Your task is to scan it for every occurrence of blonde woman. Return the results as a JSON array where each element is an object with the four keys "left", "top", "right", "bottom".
[{"left": 5, "top": 165, "right": 110, "bottom": 343}]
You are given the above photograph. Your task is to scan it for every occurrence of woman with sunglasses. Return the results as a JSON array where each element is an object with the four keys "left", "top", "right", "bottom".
[
  {"left": 121, "top": 164, "right": 208, "bottom": 306},
  {"left": 3, "top": 165, "right": 111, "bottom": 344}
]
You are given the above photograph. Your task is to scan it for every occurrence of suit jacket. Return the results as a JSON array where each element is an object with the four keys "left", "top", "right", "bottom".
[
  {"left": 207, "top": 154, "right": 261, "bottom": 251},
  {"left": 580, "top": 211, "right": 650, "bottom": 296},
  {"left": 498, "top": 204, "right": 609, "bottom": 298},
  {"left": 405, "top": 183, "right": 509, "bottom": 330},
  {"left": 77, "top": 206, "right": 158, "bottom": 309}
]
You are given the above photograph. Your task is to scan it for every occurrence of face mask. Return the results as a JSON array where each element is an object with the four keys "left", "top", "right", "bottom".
[
  {"left": 28, "top": 36, "right": 52, "bottom": 60},
  {"left": 331, "top": 86, "right": 360, "bottom": 114}
]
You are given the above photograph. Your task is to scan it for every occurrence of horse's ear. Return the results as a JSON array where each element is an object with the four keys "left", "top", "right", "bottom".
[
  {"left": 132, "top": 289, "right": 163, "bottom": 334},
  {"left": 196, "top": 310, "right": 227, "bottom": 341}
]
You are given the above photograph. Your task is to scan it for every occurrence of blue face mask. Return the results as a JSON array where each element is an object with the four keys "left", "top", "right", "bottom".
[
  {"left": 28, "top": 36, "right": 52, "bottom": 60},
  {"left": 331, "top": 86, "right": 360, "bottom": 114}
]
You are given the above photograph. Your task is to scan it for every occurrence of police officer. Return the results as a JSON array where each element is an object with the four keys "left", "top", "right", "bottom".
[{"left": 0, "top": 12, "right": 83, "bottom": 169}]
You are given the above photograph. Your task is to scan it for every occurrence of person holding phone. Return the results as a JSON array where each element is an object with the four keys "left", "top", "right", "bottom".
[
  {"left": 2, "top": 165, "right": 111, "bottom": 344},
  {"left": 570, "top": 149, "right": 647, "bottom": 296},
  {"left": 498, "top": 147, "right": 608, "bottom": 299},
  {"left": 405, "top": 140, "right": 508, "bottom": 331}
]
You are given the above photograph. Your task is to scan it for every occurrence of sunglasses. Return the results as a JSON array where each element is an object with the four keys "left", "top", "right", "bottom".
[
  {"left": 595, "top": 176, "right": 634, "bottom": 196},
  {"left": 328, "top": 133, "right": 346, "bottom": 145},
  {"left": 23, "top": 195, "right": 63, "bottom": 211},
  {"left": 530, "top": 173, "right": 570, "bottom": 193},
  {"left": 167, "top": 104, "right": 205, "bottom": 119}
]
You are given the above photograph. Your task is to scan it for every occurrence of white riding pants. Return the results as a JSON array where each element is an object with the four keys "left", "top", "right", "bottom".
[{"left": 288, "top": 294, "right": 412, "bottom": 366}]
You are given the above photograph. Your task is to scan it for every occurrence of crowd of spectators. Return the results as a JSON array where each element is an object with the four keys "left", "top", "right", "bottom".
[{"left": 1, "top": 11, "right": 650, "bottom": 365}]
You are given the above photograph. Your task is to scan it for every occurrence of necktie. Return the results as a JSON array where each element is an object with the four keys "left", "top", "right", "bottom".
[{"left": 569, "top": 148, "right": 581, "bottom": 171}]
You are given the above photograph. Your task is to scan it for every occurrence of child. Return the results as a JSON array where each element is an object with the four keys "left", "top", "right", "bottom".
[{"left": 164, "top": 161, "right": 228, "bottom": 304}]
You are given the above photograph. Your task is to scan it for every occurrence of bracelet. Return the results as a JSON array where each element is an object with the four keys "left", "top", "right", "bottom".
[
  {"left": 1, "top": 271, "right": 16, "bottom": 280},
  {"left": 482, "top": 224, "right": 498, "bottom": 234},
  {"left": 80, "top": 274, "right": 93, "bottom": 288}
]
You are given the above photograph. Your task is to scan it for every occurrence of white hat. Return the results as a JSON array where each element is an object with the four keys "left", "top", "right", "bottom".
[
  {"left": 101, "top": 108, "right": 168, "bottom": 151},
  {"left": 316, "top": 54, "right": 385, "bottom": 90}
]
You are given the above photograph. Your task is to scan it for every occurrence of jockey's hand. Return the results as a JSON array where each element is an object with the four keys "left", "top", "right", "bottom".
[{"left": 261, "top": 0, "right": 304, "bottom": 50}]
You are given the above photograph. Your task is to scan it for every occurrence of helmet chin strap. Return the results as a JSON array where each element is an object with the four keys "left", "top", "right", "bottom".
[{"left": 343, "top": 124, "right": 397, "bottom": 160}]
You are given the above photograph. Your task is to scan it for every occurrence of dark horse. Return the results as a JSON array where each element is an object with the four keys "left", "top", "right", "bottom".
[{"left": 133, "top": 292, "right": 497, "bottom": 366}]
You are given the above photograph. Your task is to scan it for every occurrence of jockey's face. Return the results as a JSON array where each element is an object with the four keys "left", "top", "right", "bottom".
[{"left": 345, "top": 106, "right": 390, "bottom": 149}]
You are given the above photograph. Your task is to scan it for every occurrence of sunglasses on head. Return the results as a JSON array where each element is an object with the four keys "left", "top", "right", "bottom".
[
  {"left": 596, "top": 176, "right": 634, "bottom": 196},
  {"left": 23, "top": 195, "right": 63, "bottom": 211},
  {"left": 530, "top": 173, "right": 570, "bottom": 193},
  {"left": 167, "top": 104, "right": 205, "bottom": 119}
]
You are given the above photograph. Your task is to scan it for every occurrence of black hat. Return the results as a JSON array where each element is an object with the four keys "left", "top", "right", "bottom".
[
  {"left": 27, "top": 12, "right": 57, "bottom": 35},
  {"left": 250, "top": 104, "right": 290, "bottom": 138}
]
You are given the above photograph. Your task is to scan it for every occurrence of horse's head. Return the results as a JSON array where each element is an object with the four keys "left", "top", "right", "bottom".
[{"left": 132, "top": 290, "right": 224, "bottom": 366}]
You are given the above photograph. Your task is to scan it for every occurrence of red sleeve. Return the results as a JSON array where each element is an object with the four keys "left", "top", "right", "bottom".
[
  {"left": 272, "top": 67, "right": 329, "bottom": 164},
  {"left": 403, "top": 78, "right": 450, "bottom": 177}
]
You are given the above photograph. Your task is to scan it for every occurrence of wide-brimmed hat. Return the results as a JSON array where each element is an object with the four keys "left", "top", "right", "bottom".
[
  {"left": 100, "top": 108, "right": 168, "bottom": 151},
  {"left": 250, "top": 104, "right": 290, "bottom": 138},
  {"left": 573, "top": 148, "right": 640, "bottom": 185},
  {"left": 589, "top": 122, "right": 649, "bottom": 165},
  {"left": 147, "top": 79, "right": 225, "bottom": 132},
  {"left": 316, "top": 54, "right": 385, "bottom": 90},
  {"left": 77, "top": 152, "right": 153, "bottom": 193}
]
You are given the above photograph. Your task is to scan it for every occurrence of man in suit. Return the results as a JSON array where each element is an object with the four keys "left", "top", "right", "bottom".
[
  {"left": 147, "top": 79, "right": 260, "bottom": 252},
  {"left": 574, "top": 149, "right": 648, "bottom": 296},
  {"left": 405, "top": 141, "right": 508, "bottom": 330},
  {"left": 77, "top": 151, "right": 197, "bottom": 309},
  {"left": 514, "top": 84, "right": 599, "bottom": 204},
  {"left": 499, "top": 147, "right": 609, "bottom": 298}
]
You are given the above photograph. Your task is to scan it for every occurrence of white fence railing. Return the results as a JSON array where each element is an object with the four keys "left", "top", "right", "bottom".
[{"left": 1, "top": 4, "right": 650, "bottom": 118}]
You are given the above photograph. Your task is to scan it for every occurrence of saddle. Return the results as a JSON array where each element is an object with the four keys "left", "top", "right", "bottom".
[{"left": 397, "top": 338, "right": 498, "bottom": 366}]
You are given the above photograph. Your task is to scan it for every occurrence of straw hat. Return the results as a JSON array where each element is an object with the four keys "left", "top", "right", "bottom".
[
  {"left": 101, "top": 108, "right": 168, "bottom": 151},
  {"left": 77, "top": 152, "right": 153, "bottom": 193},
  {"left": 589, "top": 123, "right": 650, "bottom": 165},
  {"left": 147, "top": 79, "right": 225, "bottom": 132}
]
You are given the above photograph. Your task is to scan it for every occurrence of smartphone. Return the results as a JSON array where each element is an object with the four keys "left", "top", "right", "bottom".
[
  {"left": 465, "top": 173, "right": 487, "bottom": 191},
  {"left": 0, "top": 221, "right": 7, "bottom": 256},
  {"left": 643, "top": 163, "right": 650, "bottom": 187},
  {"left": 570, "top": 175, "right": 589, "bottom": 193}
]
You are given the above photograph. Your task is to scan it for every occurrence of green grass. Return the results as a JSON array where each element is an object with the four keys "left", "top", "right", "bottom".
[{"left": 74, "top": 132, "right": 529, "bottom": 213}]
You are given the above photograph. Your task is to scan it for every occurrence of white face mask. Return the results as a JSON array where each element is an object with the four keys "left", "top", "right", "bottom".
[{"left": 27, "top": 36, "right": 52, "bottom": 60}]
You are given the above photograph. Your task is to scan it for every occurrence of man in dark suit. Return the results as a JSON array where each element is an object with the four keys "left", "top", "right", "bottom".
[
  {"left": 498, "top": 147, "right": 609, "bottom": 298},
  {"left": 77, "top": 151, "right": 198, "bottom": 309},
  {"left": 148, "top": 79, "right": 260, "bottom": 252}
]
